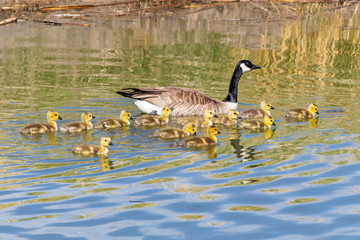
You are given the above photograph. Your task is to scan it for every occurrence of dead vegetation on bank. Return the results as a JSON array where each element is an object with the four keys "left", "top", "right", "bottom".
[{"left": 0, "top": 0, "right": 356, "bottom": 27}]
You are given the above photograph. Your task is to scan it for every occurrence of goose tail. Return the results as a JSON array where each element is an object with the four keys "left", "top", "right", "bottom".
[
  {"left": 116, "top": 89, "right": 136, "bottom": 98},
  {"left": 116, "top": 88, "right": 164, "bottom": 99}
]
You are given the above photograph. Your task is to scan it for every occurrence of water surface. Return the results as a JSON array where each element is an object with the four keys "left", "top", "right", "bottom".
[{"left": 1, "top": 2, "right": 360, "bottom": 239}]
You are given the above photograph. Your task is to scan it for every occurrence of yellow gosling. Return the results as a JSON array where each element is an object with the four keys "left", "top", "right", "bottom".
[
  {"left": 239, "top": 101, "right": 274, "bottom": 119},
  {"left": 60, "top": 112, "right": 95, "bottom": 132},
  {"left": 285, "top": 104, "right": 319, "bottom": 118},
  {"left": 177, "top": 126, "right": 221, "bottom": 147},
  {"left": 72, "top": 137, "right": 113, "bottom": 156},
  {"left": 239, "top": 115, "right": 276, "bottom": 129},
  {"left": 212, "top": 109, "right": 240, "bottom": 125},
  {"left": 179, "top": 109, "right": 218, "bottom": 127},
  {"left": 135, "top": 107, "right": 173, "bottom": 126},
  {"left": 154, "top": 123, "right": 197, "bottom": 138},
  {"left": 20, "top": 111, "right": 62, "bottom": 134},
  {"left": 95, "top": 110, "right": 133, "bottom": 129}
]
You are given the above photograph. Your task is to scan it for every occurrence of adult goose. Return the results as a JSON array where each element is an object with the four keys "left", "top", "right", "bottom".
[{"left": 116, "top": 60, "right": 260, "bottom": 116}]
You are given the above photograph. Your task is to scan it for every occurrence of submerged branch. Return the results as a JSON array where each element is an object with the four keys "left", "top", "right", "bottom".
[
  {"left": 0, "top": 17, "right": 17, "bottom": 26},
  {"left": 21, "top": 17, "right": 89, "bottom": 27}
]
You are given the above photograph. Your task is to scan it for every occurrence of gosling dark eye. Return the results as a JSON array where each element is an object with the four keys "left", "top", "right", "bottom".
[{"left": 55, "top": 114, "right": 57, "bottom": 116}]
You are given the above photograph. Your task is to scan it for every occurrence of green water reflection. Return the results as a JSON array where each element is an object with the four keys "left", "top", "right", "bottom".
[{"left": 1, "top": 1, "right": 360, "bottom": 239}]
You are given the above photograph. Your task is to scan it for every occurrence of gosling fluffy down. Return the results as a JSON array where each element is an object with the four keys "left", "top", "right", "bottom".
[
  {"left": 72, "top": 137, "right": 113, "bottom": 156},
  {"left": 20, "top": 111, "right": 62, "bottom": 134},
  {"left": 154, "top": 123, "right": 197, "bottom": 138},
  {"left": 285, "top": 104, "right": 319, "bottom": 118},
  {"left": 179, "top": 109, "right": 218, "bottom": 127},
  {"left": 212, "top": 109, "right": 240, "bottom": 125},
  {"left": 239, "top": 101, "right": 274, "bottom": 119},
  {"left": 95, "top": 110, "right": 133, "bottom": 129},
  {"left": 175, "top": 126, "right": 221, "bottom": 147},
  {"left": 60, "top": 112, "right": 95, "bottom": 132},
  {"left": 135, "top": 107, "right": 173, "bottom": 126},
  {"left": 239, "top": 115, "right": 276, "bottom": 129}
]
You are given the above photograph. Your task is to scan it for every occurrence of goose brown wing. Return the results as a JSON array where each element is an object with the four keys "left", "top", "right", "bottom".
[{"left": 117, "top": 87, "right": 226, "bottom": 116}]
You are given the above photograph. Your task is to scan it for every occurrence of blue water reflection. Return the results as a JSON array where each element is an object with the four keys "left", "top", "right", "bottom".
[{"left": 1, "top": 1, "right": 360, "bottom": 239}]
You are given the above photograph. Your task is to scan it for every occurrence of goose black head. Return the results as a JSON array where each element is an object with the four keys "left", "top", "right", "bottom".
[{"left": 238, "top": 60, "right": 261, "bottom": 73}]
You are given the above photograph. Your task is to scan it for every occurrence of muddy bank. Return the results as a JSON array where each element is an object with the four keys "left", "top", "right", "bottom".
[
  {"left": 0, "top": 1, "right": 351, "bottom": 18},
  {"left": 0, "top": 0, "right": 353, "bottom": 28}
]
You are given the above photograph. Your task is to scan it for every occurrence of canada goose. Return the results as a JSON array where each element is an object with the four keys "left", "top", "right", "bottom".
[
  {"left": 135, "top": 107, "right": 173, "bottom": 126},
  {"left": 175, "top": 126, "right": 221, "bottom": 147},
  {"left": 116, "top": 60, "right": 260, "bottom": 116},
  {"left": 72, "top": 137, "right": 113, "bottom": 156},
  {"left": 239, "top": 115, "right": 276, "bottom": 129},
  {"left": 239, "top": 101, "right": 274, "bottom": 119},
  {"left": 212, "top": 109, "right": 240, "bottom": 125},
  {"left": 179, "top": 109, "right": 218, "bottom": 127},
  {"left": 94, "top": 110, "right": 133, "bottom": 129},
  {"left": 20, "top": 111, "right": 62, "bottom": 134},
  {"left": 285, "top": 104, "right": 319, "bottom": 118},
  {"left": 154, "top": 123, "right": 197, "bottom": 138},
  {"left": 60, "top": 112, "right": 95, "bottom": 132}
]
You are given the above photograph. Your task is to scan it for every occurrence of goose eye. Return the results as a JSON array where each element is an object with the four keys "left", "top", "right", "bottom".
[
  {"left": 54, "top": 114, "right": 58, "bottom": 116},
  {"left": 267, "top": 105, "right": 270, "bottom": 107},
  {"left": 104, "top": 139, "right": 108, "bottom": 142}
]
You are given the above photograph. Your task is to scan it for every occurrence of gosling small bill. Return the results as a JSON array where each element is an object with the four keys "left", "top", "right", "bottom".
[
  {"left": 179, "top": 109, "right": 218, "bottom": 127},
  {"left": 212, "top": 109, "right": 240, "bottom": 125},
  {"left": 285, "top": 104, "right": 319, "bottom": 118},
  {"left": 95, "top": 110, "right": 133, "bottom": 129},
  {"left": 239, "top": 115, "right": 276, "bottom": 129},
  {"left": 72, "top": 137, "right": 113, "bottom": 156},
  {"left": 60, "top": 112, "right": 95, "bottom": 132},
  {"left": 20, "top": 111, "right": 62, "bottom": 134},
  {"left": 154, "top": 123, "right": 197, "bottom": 138},
  {"left": 239, "top": 101, "right": 274, "bottom": 119},
  {"left": 175, "top": 126, "right": 221, "bottom": 147},
  {"left": 135, "top": 107, "right": 173, "bottom": 126}
]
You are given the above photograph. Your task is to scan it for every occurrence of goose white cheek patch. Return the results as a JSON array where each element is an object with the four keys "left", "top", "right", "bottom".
[{"left": 240, "top": 63, "right": 252, "bottom": 73}]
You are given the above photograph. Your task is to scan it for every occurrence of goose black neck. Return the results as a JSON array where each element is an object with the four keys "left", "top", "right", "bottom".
[{"left": 223, "top": 67, "right": 243, "bottom": 103}]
